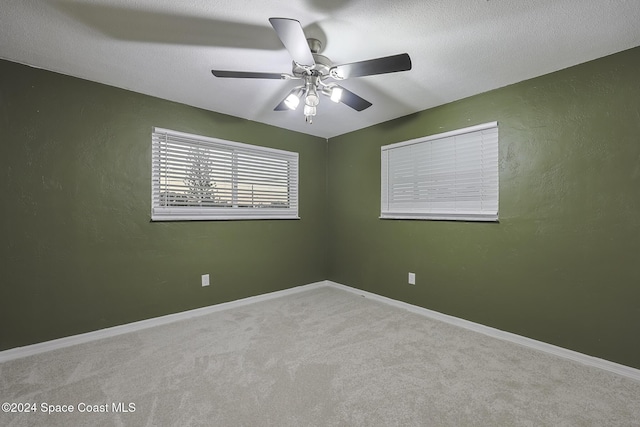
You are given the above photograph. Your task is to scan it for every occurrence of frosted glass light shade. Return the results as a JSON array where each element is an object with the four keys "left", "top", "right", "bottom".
[
  {"left": 330, "top": 87, "right": 343, "bottom": 103},
  {"left": 284, "top": 93, "right": 300, "bottom": 110}
]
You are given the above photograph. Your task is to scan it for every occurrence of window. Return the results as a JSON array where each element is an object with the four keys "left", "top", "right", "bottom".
[
  {"left": 381, "top": 121, "right": 498, "bottom": 222},
  {"left": 152, "top": 128, "right": 299, "bottom": 221}
]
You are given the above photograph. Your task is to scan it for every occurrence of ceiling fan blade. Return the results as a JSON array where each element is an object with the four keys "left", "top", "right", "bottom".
[
  {"left": 268, "top": 18, "right": 315, "bottom": 68},
  {"left": 211, "top": 70, "right": 285, "bottom": 79},
  {"left": 337, "top": 86, "right": 373, "bottom": 111},
  {"left": 331, "top": 53, "right": 412, "bottom": 80}
]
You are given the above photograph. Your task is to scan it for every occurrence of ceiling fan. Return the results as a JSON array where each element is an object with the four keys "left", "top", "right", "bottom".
[{"left": 212, "top": 18, "right": 412, "bottom": 124}]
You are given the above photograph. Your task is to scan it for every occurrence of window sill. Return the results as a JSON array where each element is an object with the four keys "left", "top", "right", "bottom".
[
  {"left": 152, "top": 214, "right": 301, "bottom": 222},
  {"left": 380, "top": 213, "right": 498, "bottom": 222}
]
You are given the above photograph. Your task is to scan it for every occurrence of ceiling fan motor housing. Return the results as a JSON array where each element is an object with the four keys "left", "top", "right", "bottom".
[{"left": 292, "top": 38, "right": 332, "bottom": 78}]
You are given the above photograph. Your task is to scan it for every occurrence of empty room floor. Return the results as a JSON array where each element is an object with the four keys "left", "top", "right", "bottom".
[{"left": 1, "top": 285, "right": 639, "bottom": 426}]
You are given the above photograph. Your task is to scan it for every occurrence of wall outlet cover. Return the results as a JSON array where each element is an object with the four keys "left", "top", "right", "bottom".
[
  {"left": 201, "top": 274, "right": 210, "bottom": 287},
  {"left": 408, "top": 272, "right": 416, "bottom": 285}
]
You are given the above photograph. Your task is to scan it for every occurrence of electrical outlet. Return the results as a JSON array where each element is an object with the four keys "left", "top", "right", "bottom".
[
  {"left": 408, "top": 272, "right": 416, "bottom": 285},
  {"left": 201, "top": 274, "right": 210, "bottom": 287}
]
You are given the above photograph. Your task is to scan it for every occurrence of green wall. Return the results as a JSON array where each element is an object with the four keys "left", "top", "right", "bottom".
[
  {"left": 3, "top": 46, "right": 640, "bottom": 369},
  {"left": 327, "top": 46, "right": 640, "bottom": 369},
  {"left": 0, "top": 59, "right": 327, "bottom": 350}
]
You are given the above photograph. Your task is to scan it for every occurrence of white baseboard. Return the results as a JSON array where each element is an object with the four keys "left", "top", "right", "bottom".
[
  {"left": 3, "top": 279, "right": 639, "bottom": 383},
  {"left": 324, "top": 280, "right": 640, "bottom": 382},
  {"left": 0, "top": 281, "right": 327, "bottom": 363}
]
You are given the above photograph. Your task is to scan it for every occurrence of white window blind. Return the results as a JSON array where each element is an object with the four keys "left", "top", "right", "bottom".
[
  {"left": 152, "top": 127, "right": 299, "bottom": 221},
  {"left": 381, "top": 122, "right": 498, "bottom": 222}
]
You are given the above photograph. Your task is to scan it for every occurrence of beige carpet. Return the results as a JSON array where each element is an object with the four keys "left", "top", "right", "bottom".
[{"left": 1, "top": 286, "right": 639, "bottom": 426}]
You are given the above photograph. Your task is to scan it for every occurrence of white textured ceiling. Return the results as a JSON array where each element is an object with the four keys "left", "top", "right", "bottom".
[{"left": 2, "top": 0, "right": 640, "bottom": 138}]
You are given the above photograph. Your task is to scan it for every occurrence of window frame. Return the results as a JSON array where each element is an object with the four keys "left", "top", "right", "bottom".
[
  {"left": 151, "top": 127, "right": 299, "bottom": 221},
  {"left": 380, "top": 121, "right": 499, "bottom": 222}
]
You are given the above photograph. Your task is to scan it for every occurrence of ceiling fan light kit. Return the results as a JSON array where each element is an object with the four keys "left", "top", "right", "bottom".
[
  {"left": 329, "top": 87, "right": 343, "bottom": 103},
  {"left": 211, "top": 18, "right": 412, "bottom": 124},
  {"left": 284, "top": 88, "right": 303, "bottom": 110}
]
